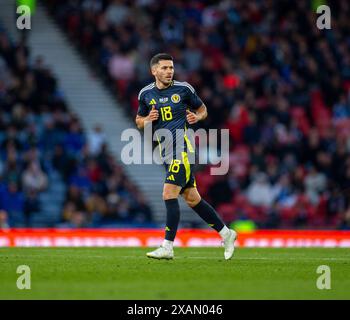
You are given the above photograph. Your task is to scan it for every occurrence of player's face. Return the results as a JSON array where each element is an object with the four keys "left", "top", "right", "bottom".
[{"left": 151, "top": 60, "right": 174, "bottom": 85}]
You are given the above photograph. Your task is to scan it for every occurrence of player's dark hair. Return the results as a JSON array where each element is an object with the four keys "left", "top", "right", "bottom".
[{"left": 150, "top": 53, "right": 173, "bottom": 68}]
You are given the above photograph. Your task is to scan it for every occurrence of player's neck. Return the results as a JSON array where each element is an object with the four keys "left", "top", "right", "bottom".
[{"left": 155, "top": 79, "right": 172, "bottom": 90}]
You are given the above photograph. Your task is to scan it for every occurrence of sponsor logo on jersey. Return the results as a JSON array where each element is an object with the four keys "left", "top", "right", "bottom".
[
  {"left": 149, "top": 99, "right": 157, "bottom": 105},
  {"left": 171, "top": 94, "right": 181, "bottom": 103},
  {"left": 159, "top": 97, "right": 169, "bottom": 103}
]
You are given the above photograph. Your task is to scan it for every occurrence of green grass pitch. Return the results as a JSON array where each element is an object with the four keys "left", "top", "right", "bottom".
[{"left": 0, "top": 247, "right": 349, "bottom": 299}]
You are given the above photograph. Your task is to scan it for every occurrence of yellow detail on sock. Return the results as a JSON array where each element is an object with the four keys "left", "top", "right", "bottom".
[{"left": 165, "top": 226, "right": 171, "bottom": 231}]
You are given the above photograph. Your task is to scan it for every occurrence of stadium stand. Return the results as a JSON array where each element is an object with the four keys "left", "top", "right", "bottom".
[
  {"left": 0, "top": 25, "right": 154, "bottom": 228},
  {"left": 42, "top": 0, "right": 350, "bottom": 229},
  {"left": 1, "top": 0, "right": 350, "bottom": 230}
]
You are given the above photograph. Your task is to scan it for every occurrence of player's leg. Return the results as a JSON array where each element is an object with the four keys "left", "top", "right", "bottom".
[
  {"left": 162, "top": 182, "right": 182, "bottom": 246},
  {"left": 146, "top": 183, "right": 182, "bottom": 260},
  {"left": 181, "top": 187, "right": 237, "bottom": 260},
  {"left": 181, "top": 187, "right": 223, "bottom": 231}
]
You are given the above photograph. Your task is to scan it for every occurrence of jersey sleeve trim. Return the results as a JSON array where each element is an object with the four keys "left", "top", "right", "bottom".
[
  {"left": 173, "top": 80, "right": 195, "bottom": 94},
  {"left": 138, "top": 83, "right": 155, "bottom": 100}
]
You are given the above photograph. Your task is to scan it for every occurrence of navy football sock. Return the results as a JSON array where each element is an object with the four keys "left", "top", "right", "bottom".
[
  {"left": 192, "top": 199, "right": 225, "bottom": 232},
  {"left": 164, "top": 198, "right": 180, "bottom": 241}
]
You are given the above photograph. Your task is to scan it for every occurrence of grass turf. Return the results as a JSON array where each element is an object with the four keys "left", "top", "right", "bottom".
[{"left": 0, "top": 247, "right": 349, "bottom": 299}]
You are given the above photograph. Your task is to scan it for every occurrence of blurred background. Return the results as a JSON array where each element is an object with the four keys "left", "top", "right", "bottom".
[{"left": 0, "top": 0, "right": 350, "bottom": 232}]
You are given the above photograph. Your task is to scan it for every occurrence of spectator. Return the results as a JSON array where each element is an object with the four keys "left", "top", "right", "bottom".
[
  {"left": 0, "top": 183, "right": 25, "bottom": 226},
  {"left": 108, "top": 48, "right": 135, "bottom": 80},
  {"left": 85, "top": 191, "right": 108, "bottom": 223},
  {"left": 159, "top": 15, "right": 184, "bottom": 44},
  {"left": 272, "top": 174, "right": 297, "bottom": 208},
  {"left": 183, "top": 36, "right": 203, "bottom": 72},
  {"left": 105, "top": 0, "right": 130, "bottom": 26},
  {"left": 52, "top": 144, "right": 73, "bottom": 179},
  {"left": 63, "top": 185, "right": 85, "bottom": 221},
  {"left": 339, "top": 207, "right": 350, "bottom": 230},
  {"left": 327, "top": 187, "right": 348, "bottom": 220},
  {"left": 304, "top": 166, "right": 327, "bottom": 205},
  {"left": 264, "top": 203, "right": 281, "bottom": 228},
  {"left": 246, "top": 172, "right": 274, "bottom": 207},
  {"left": 208, "top": 174, "right": 234, "bottom": 208},
  {"left": 58, "top": 210, "right": 89, "bottom": 228},
  {"left": 69, "top": 167, "right": 92, "bottom": 195},
  {"left": 87, "top": 124, "right": 106, "bottom": 156},
  {"left": 0, "top": 210, "right": 9, "bottom": 229},
  {"left": 131, "top": 193, "right": 152, "bottom": 223},
  {"left": 24, "top": 189, "right": 40, "bottom": 227},
  {"left": 22, "top": 161, "right": 48, "bottom": 193},
  {"left": 333, "top": 94, "right": 350, "bottom": 121},
  {"left": 64, "top": 120, "right": 85, "bottom": 155}
]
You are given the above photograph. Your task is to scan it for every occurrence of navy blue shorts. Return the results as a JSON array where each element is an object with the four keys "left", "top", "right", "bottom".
[{"left": 163, "top": 152, "right": 196, "bottom": 194}]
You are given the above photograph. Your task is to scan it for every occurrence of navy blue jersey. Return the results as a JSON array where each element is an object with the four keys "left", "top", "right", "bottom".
[{"left": 137, "top": 80, "right": 203, "bottom": 162}]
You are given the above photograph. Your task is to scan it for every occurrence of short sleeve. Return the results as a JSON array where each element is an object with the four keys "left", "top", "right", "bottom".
[
  {"left": 186, "top": 84, "right": 203, "bottom": 110},
  {"left": 137, "top": 92, "right": 149, "bottom": 116}
]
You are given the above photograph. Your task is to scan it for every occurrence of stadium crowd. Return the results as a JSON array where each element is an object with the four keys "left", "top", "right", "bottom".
[
  {"left": 44, "top": 0, "right": 350, "bottom": 229},
  {"left": 0, "top": 27, "right": 153, "bottom": 228}
]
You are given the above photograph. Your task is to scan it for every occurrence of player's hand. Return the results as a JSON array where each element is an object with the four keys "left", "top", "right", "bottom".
[
  {"left": 186, "top": 109, "right": 199, "bottom": 124},
  {"left": 147, "top": 106, "right": 159, "bottom": 121}
]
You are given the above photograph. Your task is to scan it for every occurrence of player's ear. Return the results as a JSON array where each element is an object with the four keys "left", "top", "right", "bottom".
[{"left": 150, "top": 65, "right": 157, "bottom": 76}]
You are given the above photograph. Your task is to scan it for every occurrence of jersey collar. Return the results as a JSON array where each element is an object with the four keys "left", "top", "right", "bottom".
[{"left": 155, "top": 80, "right": 174, "bottom": 91}]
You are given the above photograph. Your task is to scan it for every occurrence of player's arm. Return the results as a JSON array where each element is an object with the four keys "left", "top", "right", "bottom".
[
  {"left": 135, "top": 90, "right": 159, "bottom": 130},
  {"left": 186, "top": 104, "right": 207, "bottom": 124},
  {"left": 185, "top": 83, "right": 207, "bottom": 124},
  {"left": 135, "top": 106, "right": 159, "bottom": 129}
]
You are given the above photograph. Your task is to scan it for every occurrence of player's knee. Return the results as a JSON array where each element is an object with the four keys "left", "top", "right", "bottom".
[
  {"left": 163, "top": 190, "right": 177, "bottom": 201},
  {"left": 185, "top": 194, "right": 201, "bottom": 207}
]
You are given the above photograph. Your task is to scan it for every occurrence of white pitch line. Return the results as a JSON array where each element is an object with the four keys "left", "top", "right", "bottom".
[
  {"left": 1, "top": 254, "right": 348, "bottom": 261},
  {"left": 119, "top": 256, "right": 350, "bottom": 261}
]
